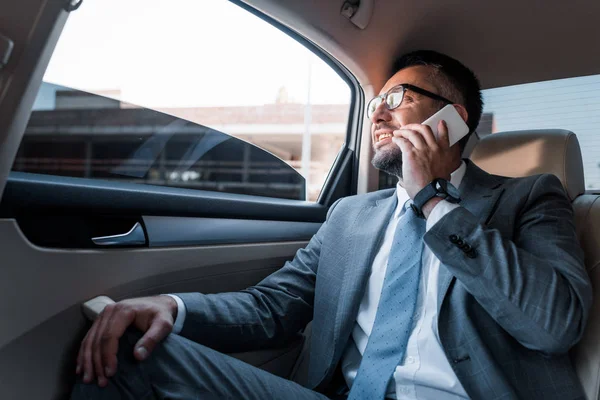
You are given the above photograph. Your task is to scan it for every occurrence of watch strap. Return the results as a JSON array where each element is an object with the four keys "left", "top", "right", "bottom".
[
  {"left": 411, "top": 179, "right": 461, "bottom": 218},
  {"left": 411, "top": 182, "right": 438, "bottom": 218}
]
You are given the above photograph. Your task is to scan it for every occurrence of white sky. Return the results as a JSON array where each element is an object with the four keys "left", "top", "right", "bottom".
[{"left": 44, "top": 0, "right": 351, "bottom": 108}]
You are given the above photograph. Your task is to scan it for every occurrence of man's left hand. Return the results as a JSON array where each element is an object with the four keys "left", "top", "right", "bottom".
[{"left": 392, "top": 120, "right": 459, "bottom": 200}]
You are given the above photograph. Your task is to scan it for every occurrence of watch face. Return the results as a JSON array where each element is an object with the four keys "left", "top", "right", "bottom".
[
  {"left": 434, "top": 180, "right": 446, "bottom": 192},
  {"left": 435, "top": 179, "right": 460, "bottom": 199}
]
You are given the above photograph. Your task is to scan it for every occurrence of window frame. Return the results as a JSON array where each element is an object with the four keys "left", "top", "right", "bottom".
[{"left": 228, "top": 0, "right": 363, "bottom": 205}]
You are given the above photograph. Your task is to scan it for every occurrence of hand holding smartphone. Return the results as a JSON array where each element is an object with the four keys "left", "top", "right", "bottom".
[{"left": 421, "top": 104, "right": 469, "bottom": 146}]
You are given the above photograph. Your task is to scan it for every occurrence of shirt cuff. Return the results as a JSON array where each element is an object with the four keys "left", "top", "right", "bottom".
[
  {"left": 425, "top": 200, "right": 461, "bottom": 231},
  {"left": 164, "top": 294, "right": 186, "bottom": 334}
]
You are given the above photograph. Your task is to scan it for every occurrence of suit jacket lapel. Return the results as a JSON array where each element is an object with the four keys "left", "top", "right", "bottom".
[
  {"left": 332, "top": 191, "right": 398, "bottom": 356},
  {"left": 437, "top": 160, "right": 505, "bottom": 312},
  {"left": 329, "top": 161, "right": 507, "bottom": 358}
]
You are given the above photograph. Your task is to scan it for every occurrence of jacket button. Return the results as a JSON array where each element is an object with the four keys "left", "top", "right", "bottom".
[
  {"left": 449, "top": 234, "right": 459, "bottom": 243},
  {"left": 456, "top": 239, "right": 464, "bottom": 247},
  {"left": 462, "top": 244, "right": 472, "bottom": 252},
  {"left": 466, "top": 249, "right": 477, "bottom": 258}
]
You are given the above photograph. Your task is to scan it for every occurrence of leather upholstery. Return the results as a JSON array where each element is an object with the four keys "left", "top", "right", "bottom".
[
  {"left": 471, "top": 129, "right": 600, "bottom": 399},
  {"left": 470, "top": 129, "right": 585, "bottom": 200},
  {"left": 572, "top": 194, "right": 600, "bottom": 400}
]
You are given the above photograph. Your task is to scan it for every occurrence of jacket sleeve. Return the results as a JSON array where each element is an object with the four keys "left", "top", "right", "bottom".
[
  {"left": 173, "top": 199, "right": 342, "bottom": 353},
  {"left": 424, "top": 173, "right": 592, "bottom": 355}
]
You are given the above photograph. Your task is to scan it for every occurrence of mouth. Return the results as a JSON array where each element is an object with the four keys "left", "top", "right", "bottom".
[
  {"left": 376, "top": 132, "right": 393, "bottom": 142},
  {"left": 374, "top": 130, "right": 395, "bottom": 147}
]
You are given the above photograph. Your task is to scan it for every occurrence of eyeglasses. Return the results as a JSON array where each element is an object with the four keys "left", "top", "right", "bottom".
[{"left": 367, "top": 83, "right": 453, "bottom": 119}]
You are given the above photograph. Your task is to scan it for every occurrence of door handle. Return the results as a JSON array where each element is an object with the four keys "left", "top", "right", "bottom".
[{"left": 92, "top": 222, "right": 146, "bottom": 246}]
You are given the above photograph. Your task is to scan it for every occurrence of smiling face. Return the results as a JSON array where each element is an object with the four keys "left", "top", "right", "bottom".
[{"left": 370, "top": 65, "right": 444, "bottom": 177}]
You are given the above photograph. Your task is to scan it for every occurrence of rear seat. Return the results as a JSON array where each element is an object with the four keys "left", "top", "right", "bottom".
[{"left": 471, "top": 129, "right": 600, "bottom": 400}]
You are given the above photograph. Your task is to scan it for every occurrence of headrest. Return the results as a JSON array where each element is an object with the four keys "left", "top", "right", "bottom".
[{"left": 470, "top": 129, "right": 585, "bottom": 201}]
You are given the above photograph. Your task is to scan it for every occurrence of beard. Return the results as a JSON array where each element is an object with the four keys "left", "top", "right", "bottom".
[{"left": 371, "top": 143, "right": 403, "bottom": 178}]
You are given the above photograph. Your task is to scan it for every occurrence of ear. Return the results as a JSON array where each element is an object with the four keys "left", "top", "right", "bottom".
[{"left": 452, "top": 104, "right": 469, "bottom": 123}]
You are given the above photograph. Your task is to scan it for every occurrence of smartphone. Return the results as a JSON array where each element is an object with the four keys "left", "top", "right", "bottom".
[{"left": 422, "top": 104, "right": 469, "bottom": 146}]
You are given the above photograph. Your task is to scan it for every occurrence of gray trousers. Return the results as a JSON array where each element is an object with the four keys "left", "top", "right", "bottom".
[{"left": 70, "top": 330, "right": 331, "bottom": 400}]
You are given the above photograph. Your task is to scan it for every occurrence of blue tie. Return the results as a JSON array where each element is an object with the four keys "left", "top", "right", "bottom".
[{"left": 348, "top": 205, "right": 426, "bottom": 400}]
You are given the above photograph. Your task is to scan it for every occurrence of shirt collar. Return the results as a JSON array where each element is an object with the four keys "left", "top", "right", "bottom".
[{"left": 394, "top": 160, "right": 467, "bottom": 218}]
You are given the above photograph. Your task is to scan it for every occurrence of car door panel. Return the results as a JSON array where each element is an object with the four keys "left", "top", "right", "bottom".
[
  {"left": 2, "top": 174, "right": 325, "bottom": 249},
  {"left": 3, "top": 172, "right": 329, "bottom": 222},
  {"left": 0, "top": 168, "right": 325, "bottom": 400},
  {"left": 0, "top": 216, "right": 312, "bottom": 398}
]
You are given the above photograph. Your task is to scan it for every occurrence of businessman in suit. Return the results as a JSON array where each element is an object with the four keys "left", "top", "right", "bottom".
[{"left": 72, "top": 50, "right": 592, "bottom": 399}]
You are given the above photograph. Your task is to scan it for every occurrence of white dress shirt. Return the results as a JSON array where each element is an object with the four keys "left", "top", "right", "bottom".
[
  {"left": 166, "top": 293, "right": 186, "bottom": 334},
  {"left": 170, "top": 162, "right": 469, "bottom": 399},
  {"left": 341, "top": 161, "right": 468, "bottom": 399}
]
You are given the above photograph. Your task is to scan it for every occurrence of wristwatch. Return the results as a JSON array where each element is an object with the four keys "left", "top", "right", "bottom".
[{"left": 411, "top": 178, "right": 461, "bottom": 218}]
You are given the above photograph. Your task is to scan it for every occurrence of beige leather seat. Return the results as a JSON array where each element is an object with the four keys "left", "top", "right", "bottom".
[{"left": 471, "top": 129, "right": 600, "bottom": 400}]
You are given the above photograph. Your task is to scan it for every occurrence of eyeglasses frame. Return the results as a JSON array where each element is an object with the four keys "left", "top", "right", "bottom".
[{"left": 367, "top": 83, "right": 453, "bottom": 119}]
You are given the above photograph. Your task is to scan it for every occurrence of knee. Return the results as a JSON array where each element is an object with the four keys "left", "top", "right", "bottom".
[{"left": 70, "top": 330, "right": 148, "bottom": 400}]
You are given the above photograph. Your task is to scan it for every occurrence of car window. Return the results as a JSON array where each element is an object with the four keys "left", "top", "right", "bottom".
[
  {"left": 13, "top": 0, "right": 351, "bottom": 201},
  {"left": 481, "top": 74, "right": 600, "bottom": 190}
]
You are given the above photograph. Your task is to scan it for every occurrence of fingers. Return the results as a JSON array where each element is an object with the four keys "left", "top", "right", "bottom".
[
  {"left": 92, "top": 306, "right": 113, "bottom": 387},
  {"left": 397, "top": 124, "right": 438, "bottom": 150},
  {"left": 75, "top": 296, "right": 175, "bottom": 387},
  {"left": 395, "top": 129, "right": 425, "bottom": 150},
  {"left": 134, "top": 317, "right": 173, "bottom": 361},
  {"left": 76, "top": 325, "right": 91, "bottom": 376},
  {"left": 415, "top": 123, "right": 438, "bottom": 148},
  {"left": 437, "top": 120, "right": 450, "bottom": 147},
  {"left": 100, "top": 304, "right": 135, "bottom": 379},
  {"left": 80, "top": 320, "right": 99, "bottom": 384},
  {"left": 78, "top": 302, "right": 136, "bottom": 387},
  {"left": 76, "top": 328, "right": 89, "bottom": 377},
  {"left": 392, "top": 136, "right": 412, "bottom": 153}
]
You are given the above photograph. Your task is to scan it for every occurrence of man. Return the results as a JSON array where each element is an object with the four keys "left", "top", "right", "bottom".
[{"left": 72, "top": 50, "right": 592, "bottom": 399}]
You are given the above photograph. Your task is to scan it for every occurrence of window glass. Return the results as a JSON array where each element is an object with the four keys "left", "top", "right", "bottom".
[
  {"left": 14, "top": 0, "right": 351, "bottom": 201},
  {"left": 481, "top": 74, "right": 600, "bottom": 190},
  {"left": 16, "top": 84, "right": 306, "bottom": 199}
]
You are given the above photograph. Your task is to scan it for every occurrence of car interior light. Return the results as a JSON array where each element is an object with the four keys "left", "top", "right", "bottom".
[
  {"left": 64, "top": 0, "right": 83, "bottom": 12},
  {"left": 0, "top": 32, "right": 14, "bottom": 70},
  {"left": 340, "top": 0, "right": 374, "bottom": 30}
]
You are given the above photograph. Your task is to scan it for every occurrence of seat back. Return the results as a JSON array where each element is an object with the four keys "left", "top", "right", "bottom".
[
  {"left": 571, "top": 194, "right": 600, "bottom": 399},
  {"left": 471, "top": 129, "right": 600, "bottom": 399}
]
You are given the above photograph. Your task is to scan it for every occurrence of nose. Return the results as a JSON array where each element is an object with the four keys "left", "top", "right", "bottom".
[{"left": 370, "top": 99, "right": 391, "bottom": 124}]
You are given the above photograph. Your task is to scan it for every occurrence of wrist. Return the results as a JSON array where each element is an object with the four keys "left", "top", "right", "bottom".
[
  {"left": 422, "top": 197, "right": 444, "bottom": 219},
  {"left": 411, "top": 178, "right": 460, "bottom": 218},
  {"left": 160, "top": 294, "right": 178, "bottom": 321}
]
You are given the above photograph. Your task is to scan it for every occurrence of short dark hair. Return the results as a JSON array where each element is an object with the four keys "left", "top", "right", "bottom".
[{"left": 391, "top": 50, "right": 483, "bottom": 149}]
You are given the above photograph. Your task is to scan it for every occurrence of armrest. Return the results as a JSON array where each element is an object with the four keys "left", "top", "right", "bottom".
[{"left": 81, "top": 296, "right": 115, "bottom": 321}]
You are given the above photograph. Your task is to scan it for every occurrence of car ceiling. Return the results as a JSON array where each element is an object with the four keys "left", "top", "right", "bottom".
[
  {"left": 242, "top": 0, "right": 600, "bottom": 92},
  {"left": 2, "top": 0, "right": 598, "bottom": 104}
]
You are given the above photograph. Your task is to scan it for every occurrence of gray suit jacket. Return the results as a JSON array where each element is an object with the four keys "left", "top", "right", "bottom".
[{"left": 176, "top": 161, "right": 593, "bottom": 399}]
